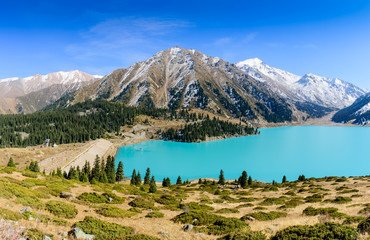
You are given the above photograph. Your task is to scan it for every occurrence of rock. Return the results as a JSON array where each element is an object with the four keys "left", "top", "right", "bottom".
[
  {"left": 60, "top": 192, "right": 73, "bottom": 199},
  {"left": 108, "top": 197, "right": 113, "bottom": 203},
  {"left": 183, "top": 224, "right": 193, "bottom": 232},
  {"left": 43, "top": 236, "right": 52, "bottom": 240},
  {"left": 244, "top": 216, "right": 255, "bottom": 221},
  {"left": 69, "top": 227, "right": 95, "bottom": 240},
  {"left": 19, "top": 207, "right": 32, "bottom": 214}
]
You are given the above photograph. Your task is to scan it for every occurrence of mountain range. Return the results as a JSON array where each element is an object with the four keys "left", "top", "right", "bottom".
[{"left": 0, "top": 47, "right": 367, "bottom": 124}]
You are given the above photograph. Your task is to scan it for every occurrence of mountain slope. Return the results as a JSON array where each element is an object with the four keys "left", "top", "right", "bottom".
[
  {"left": 0, "top": 70, "right": 98, "bottom": 113},
  {"left": 332, "top": 93, "right": 370, "bottom": 125},
  {"left": 236, "top": 59, "right": 365, "bottom": 110},
  {"left": 71, "top": 47, "right": 296, "bottom": 123}
]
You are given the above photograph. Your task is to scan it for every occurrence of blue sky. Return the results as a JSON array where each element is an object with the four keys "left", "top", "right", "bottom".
[{"left": 1, "top": 0, "right": 370, "bottom": 88}]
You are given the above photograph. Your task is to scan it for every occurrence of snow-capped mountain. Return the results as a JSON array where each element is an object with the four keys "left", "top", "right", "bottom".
[
  {"left": 332, "top": 92, "right": 370, "bottom": 125},
  {"left": 0, "top": 70, "right": 99, "bottom": 113},
  {"left": 71, "top": 47, "right": 297, "bottom": 123},
  {"left": 236, "top": 59, "right": 366, "bottom": 109}
]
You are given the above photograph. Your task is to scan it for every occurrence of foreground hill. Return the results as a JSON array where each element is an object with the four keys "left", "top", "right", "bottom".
[
  {"left": 0, "top": 166, "right": 369, "bottom": 240},
  {"left": 332, "top": 92, "right": 370, "bottom": 125},
  {"left": 0, "top": 70, "right": 99, "bottom": 114}
]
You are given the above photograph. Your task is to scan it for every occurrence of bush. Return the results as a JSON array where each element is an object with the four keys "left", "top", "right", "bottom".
[
  {"left": 173, "top": 210, "right": 248, "bottom": 235},
  {"left": 358, "top": 217, "right": 370, "bottom": 234},
  {"left": 123, "top": 234, "right": 160, "bottom": 240},
  {"left": 155, "top": 194, "right": 181, "bottom": 209},
  {"left": 181, "top": 202, "right": 214, "bottom": 212},
  {"left": 74, "top": 216, "right": 134, "bottom": 240},
  {"left": 0, "top": 207, "right": 23, "bottom": 221},
  {"left": 145, "top": 211, "right": 164, "bottom": 218},
  {"left": 24, "top": 228, "right": 47, "bottom": 240},
  {"left": 128, "top": 197, "right": 155, "bottom": 209},
  {"left": 218, "top": 231, "right": 266, "bottom": 240},
  {"left": 305, "top": 194, "right": 323, "bottom": 203},
  {"left": 302, "top": 206, "right": 346, "bottom": 219},
  {"left": 77, "top": 192, "right": 123, "bottom": 204},
  {"left": 45, "top": 200, "right": 78, "bottom": 219},
  {"left": 259, "top": 197, "right": 286, "bottom": 206},
  {"left": 272, "top": 223, "right": 358, "bottom": 240},
  {"left": 331, "top": 196, "right": 352, "bottom": 204},
  {"left": 95, "top": 206, "right": 137, "bottom": 218},
  {"left": 216, "top": 208, "right": 239, "bottom": 214},
  {"left": 241, "top": 211, "right": 287, "bottom": 221}
]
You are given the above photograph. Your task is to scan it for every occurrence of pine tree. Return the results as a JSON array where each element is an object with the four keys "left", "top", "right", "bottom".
[
  {"left": 116, "top": 161, "right": 124, "bottom": 182},
  {"left": 91, "top": 155, "right": 101, "bottom": 181},
  {"left": 135, "top": 171, "right": 142, "bottom": 185},
  {"left": 239, "top": 170, "right": 248, "bottom": 188},
  {"left": 7, "top": 157, "right": 16, "bottom": 168},
  {"left": 149, "top": 176, "right": 157, "bottom": 193},
  {"left": 130, "top": 169, "right": 137, "bottom": 185},
  {"left": 176, "top": 176, "right": 182, "bottom": 185},
  {"left": 106, "top": 156, "right": 116, "bottom": 183},
  {"left": 282, "top": 175, "right": 287, "bottom": 183},
  {"left": 56, "top": 167, "right": 63, "bottom": 177},
  {"left": 218, "top": 169, "right": 225, "bottom": 185},
  {"left": 144, "top": 168, "right": 151, "bottom": 185},
  {"left": 81, "top": 173, "right": 89, "bottom": 182},
  {"left": 248, "top": 176, "right": 252, "bottom": 185},
  {"left": 162, "top": 177, "right": 171, "bottom": 187},
  {"left": 99, "top": 171, "right": 108, "bottom": 183}
]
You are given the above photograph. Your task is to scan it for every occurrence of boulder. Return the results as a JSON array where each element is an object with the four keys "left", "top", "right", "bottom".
[
  {"left": 60, "top": 192, "right": 73, "bottom": 199},
  {"left": 19, "top": 207, "right": 32, "bottom": 214},
  {"left": 183, "top": 224, "right": 193, "bottom": 232},
  {"left": 69, "top": 227, "right": 94, "bottom": 240}
]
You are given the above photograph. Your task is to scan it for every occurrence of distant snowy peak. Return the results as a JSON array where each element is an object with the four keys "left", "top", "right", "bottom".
[
  {"left": 236, "top": 58, "right": 366, "bottom": 109},
  {"left": 236, "top": 58, "right": 300, "bottom": 84},
  {"left": 0, "top": 70, "right": 98, "bottom": 98}
]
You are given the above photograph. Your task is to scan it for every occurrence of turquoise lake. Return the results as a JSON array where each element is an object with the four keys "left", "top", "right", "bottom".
[{"left": 115, "top": 126, "right": 369, "bottom": 182}]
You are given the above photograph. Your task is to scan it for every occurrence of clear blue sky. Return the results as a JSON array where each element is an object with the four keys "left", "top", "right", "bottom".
[{"left": 1, "top": 0, "right": 370, "bottom": 88}]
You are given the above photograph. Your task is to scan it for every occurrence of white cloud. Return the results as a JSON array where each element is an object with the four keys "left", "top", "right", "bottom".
[{"left": 65, "top": 17, "right": 191, "bottom": 65}]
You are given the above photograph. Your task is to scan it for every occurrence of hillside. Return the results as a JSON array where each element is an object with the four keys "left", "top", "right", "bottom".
[{"left": 332, "top": 92, "right": 370, "bottom": 125}]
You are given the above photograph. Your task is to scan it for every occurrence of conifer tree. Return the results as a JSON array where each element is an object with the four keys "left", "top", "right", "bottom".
[
  {"left": 130, "top": 169, "right": 137, "bottom": 185},
  {"left": 7, "top": 157, "right": 16, "bottom": 168},
  {"left": 149, "top": 176, "right": 157, "bottom": 193},
  {"left": 91, "top": 155, "right": 101, "bottom": 181},
  {"left": 105, "top": 156, "right": 116, "bottom": 183},
  {"left": 176, "top": 176, "right": 182, "bottom": 185},
  {"left": 99, "top": 171, "right": 108, "bottom": 183},
  {"left": 282, "top": 175, "right": 287, "bottom": 183},
  {"left": 135, "top": 171, "right": 142, "bottom": 185},
  {"left": 162, "top": 177, "right": 171, "bottom": 187},
  {"left": 56, "top": 167, "right": 63, "bottom": 177},
  {"left": 239, "top": 170, "right": 248, "bottom": 188},
  {"left": 218, "top": 169, "right": 225, "bottom": 185},
  {"left": 144, "top": 168, "right": 151, "bottom": 185},
  {"left": 116, "top": 161, "right": 124, "bottom": 182},
  {"left": 248, "top": 176, "right": 252, "bottom": 185}
]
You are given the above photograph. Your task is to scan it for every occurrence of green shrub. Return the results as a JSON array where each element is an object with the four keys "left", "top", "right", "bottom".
[
  {"left": 173, "top": 210, "right": 248, "bottom": 235},
  {"left": 0, "top": 207, "right": 23, "bottom": 221},
  {"left": 128, "top": 197, "right": 155, "bottom": 209},
  {"left": 45, "top": 200, "right": 78, "bottom": 219},
  {"left": 359, "top": 204, "right": 370, "bottom": 214},
  {"left": 95, "top": 205, "right": 137, "bottom": 218},
  {"left": 123, "top": 234, "right": 160, "bottom": 240},
  {"left": 206, "top": 217, "right": 249, "bottom": 235},
  {"left": 74, "top": 216, "right": 134, "bottom": 240},
  {"left": 155, "top": 194, "right": 181, "bottom": 209},
  {"left": 305, "top": 193, "right": 323, "bottom": 203},
  {"left": 343, "top": 216, "right": 365, "bottom": 225},
  {"left": 358, "top": 217, "right": 370, "bottom": 234},
  {"left": 77, "top": 192, "right": 123, "bottom": 204},
  {"left": 216, "top": 208, "right": 239, "bottom": 214},
  {"left": 280, "top": 198, "right": 304, "bottom": 209},
  {"left": 145, "top": 211, "right": 164, "bottom": 218},
  {"left": 241, "top": 211, "right": 287, "bottom": 221},
  {"left": 181, "top": 202, "right": 214, "bottom": 211},
  {"left": 24, "top": 228, "right": 47, "bottom": 240},
  {"left": 218, "top": 231, "right": 267, "bottom": 240},
  {"left": 303, "top": 206, "right": 346, "bottom": 219},
  {"left": 331, "top": 196, "right": 352, "bottom": 204},
  {"left": 259, "top": 197, "right": 286, "bottom": 206},
  {"left": 272, "top": 223, "right": 358, "bottom": 240}
]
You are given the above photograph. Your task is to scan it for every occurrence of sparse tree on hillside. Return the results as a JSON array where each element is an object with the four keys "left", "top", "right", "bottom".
[
  {"left": 176, "top": 176, "right": 182, "bottom": 185},
  {"left": 144, "top": 168, "right": 151, "bottom": 185},
  {"left": 116, "top": 161, "right": 124, "bottom": 182},
  {"left": 130, "top": 169, "right": 137, "bottom": 185},
  {"left": 218, "top": 169, "right": 225, "bottom": 185},
  {"left": 7, "top": 157, "right": 16, "bottom": 168},
  {"left": 239, "top": 170, "right": 248, "bottom": 188},
  {"left": 282, "top": 175, "right": 287, "bottom": 183},
  {"left": 149, "top": 176, "right": 157, "bottom": 193}
]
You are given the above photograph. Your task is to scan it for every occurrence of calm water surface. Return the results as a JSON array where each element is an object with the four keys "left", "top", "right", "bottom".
[{"left": 115, "top": 126, "right": 369, "bottom": 182}]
